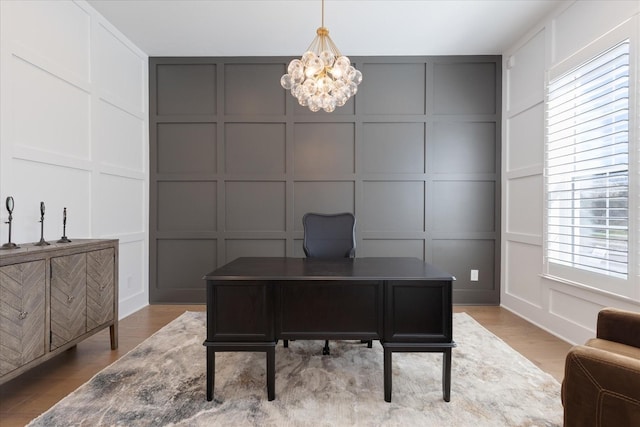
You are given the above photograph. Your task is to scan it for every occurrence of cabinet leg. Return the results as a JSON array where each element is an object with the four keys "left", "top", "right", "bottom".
[
  {"left": 384, "top": 347, "right": 392, "bottom": 402},
  {"left": 109, "top": 323, "right": 118, "bottom": 350},
  {"left": 206, "top": 347, "right": 215, "bottom": 401}
]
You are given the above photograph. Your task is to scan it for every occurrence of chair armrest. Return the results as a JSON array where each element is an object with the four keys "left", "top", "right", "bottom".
[
  {"left": 597, "top": 308, "right": 640, "bottom": 348},
  {"left": 562, "top": 345, "right": 640, "bottom": 427}
]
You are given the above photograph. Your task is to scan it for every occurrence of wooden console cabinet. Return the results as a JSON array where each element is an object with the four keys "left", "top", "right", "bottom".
[{"left": 0, "top": 239, "right": 118, "bottom": 384}]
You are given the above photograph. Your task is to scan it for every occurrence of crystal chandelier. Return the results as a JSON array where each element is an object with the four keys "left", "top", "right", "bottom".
[{"left": 280, "top": 0, "right": 362, "bottom": 113}]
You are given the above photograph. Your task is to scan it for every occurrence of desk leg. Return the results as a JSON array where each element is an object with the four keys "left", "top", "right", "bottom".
[
  {"left": 206, "top": 347, "right": 215, "bottom": 401},
  {"left": 443, "top": 348, "right": 452, "bottom": 402},
  {"left": 267, "top": 345, "right": 275, "bottom": 401},
  {"left": 384, "top": 347, "right": 392, "bottom": 402}
]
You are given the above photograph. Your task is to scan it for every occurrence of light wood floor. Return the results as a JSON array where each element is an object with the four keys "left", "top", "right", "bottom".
[{"left": 0, "top": 305, "right": 572, "bottom": 426}]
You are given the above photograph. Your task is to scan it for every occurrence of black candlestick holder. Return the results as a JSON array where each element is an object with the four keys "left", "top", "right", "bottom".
[
  {"left": 57, "top": 207, "right": 71, "bottom": 243},
  {"left": 35, "top": 201, "right": 50, "bottom": 246},
  {"left": 1, "top": 196, "right": 20, "bottom": 250}
]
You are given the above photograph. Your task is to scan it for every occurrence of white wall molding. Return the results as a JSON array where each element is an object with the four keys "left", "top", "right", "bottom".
[{"left": 0, "top": 0, "right": 149, "bottom": 319}]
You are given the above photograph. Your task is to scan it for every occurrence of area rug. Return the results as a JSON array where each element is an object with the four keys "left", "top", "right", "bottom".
[{"left": 27, "top": 311, "right": 562, "bottom": 426}]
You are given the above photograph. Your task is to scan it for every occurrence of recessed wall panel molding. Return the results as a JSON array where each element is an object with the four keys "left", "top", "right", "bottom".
[
  {"left": 433, "top": 61, "right": 497, "bottom": 115},
  {"left": 507, "top": 103, "right": 543, "bottom": 172},
  {"left": 432, "top": 122, "right": 496, "bottom": 174},
  {"left": 432, "top": 181, "right": 495, "bottom": 232},
  {"left": 362, "top": 181, "right": 424, "bottom": 232},
  {"left": 149, "top": 56, "right": 500, "bottom": 303},
  {"left": 294, "top": 123, "right": 355, "bottom": 175},
  {"left": 157, "top": 123, "right": 216, "bottom": 175},
  {"left": 156, "top": 239, "right": 217, "bottom": 291},
  {"left": 504, "top": 241, "right": 543, "bottom": 306},
  {"left": 362, "top": 123, "right": 424, "bottom": 174},
  {"left": 506, "top": 175, "right": 542, "bottom": 236},
  {"left": 95, "top": 100, "right": 144, "bottom": 172},
  {"left": 549, "top": 289, "right": 603, "bottom": 330},
  {"left": 94, "top": 23, "right": 145, "bottom": 114},
  {"left": 361, "top": 63, "right": 426, "bottom": 115},
  {"left": 157, "top": 181, "right": 216, "bottom": 232},
  {"left": 1, "top": 0, "right": 149, "bottom": 320},
  {"left": 95, "top": 174, "right": 145, "bottom": 236},
  {"left": 13, "top": 160, "right": 92, "bottom": 243},
  {"left": 118, "top": 240, "right": 145, "bottom": 299},
  {"left": 506, "top": 30, "right": 545, "bottom": 114},
  {"left": 432, "top": 239, "right": 496, "bottom": 291},
  {"left": 225, "top": 123, "right": 286, "bottom": 174},
  {"left": 12, "top": 56, "right": 90, "bottom": 159},
  {"left": 156, "top": 63, "right": 216, "bottom": 116},
  {"left": 224, "top": 64, "right": 286, "bottom": 115},
  {"left": 10, "top": 0, "right": 90, "bottom": 82},
  {"left": 293, "top": 181, "right": 355, "bottom": 231},
  {"left": 225, "top": 181, "right": 286, "bottom": 231}
]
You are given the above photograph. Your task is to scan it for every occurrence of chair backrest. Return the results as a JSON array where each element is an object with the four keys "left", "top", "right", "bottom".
[{"left": 302, "top": 212, "right": 356, "bottom": 258}]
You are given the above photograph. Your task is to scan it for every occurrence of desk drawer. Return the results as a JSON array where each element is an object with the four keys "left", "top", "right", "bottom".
[{"left": 276, "top": 280, "right": 382, "bottom": 339}]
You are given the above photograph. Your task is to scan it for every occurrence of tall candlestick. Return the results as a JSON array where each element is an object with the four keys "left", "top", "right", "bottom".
[
  {"left": 1, "top": 196, "right": 19, "bottom": 249},
  {"left": 57, "top": 207, "right": 71, "bottom": 243},
  {"left": 35, "top": 201, "right": 50, "bottom": 246}
]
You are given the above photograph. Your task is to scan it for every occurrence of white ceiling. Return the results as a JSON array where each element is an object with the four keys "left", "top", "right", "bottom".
[{"left": 87, "top": 0, "right": 563, "bottom": 57}]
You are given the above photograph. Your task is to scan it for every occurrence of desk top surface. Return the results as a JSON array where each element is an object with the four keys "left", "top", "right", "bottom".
[{"left": 204, "top": 257, "right": 454, "bottom": 281}]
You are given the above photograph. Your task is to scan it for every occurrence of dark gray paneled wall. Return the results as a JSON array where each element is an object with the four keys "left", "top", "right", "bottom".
[{"left": 149, "top": 56, "right": 501, "bottom": 304}]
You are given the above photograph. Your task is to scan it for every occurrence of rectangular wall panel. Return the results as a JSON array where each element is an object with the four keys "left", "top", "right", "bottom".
[
  {"left": 157, "top": 123, "right": 216, "bottom": 174},
  {"left": 225, "top": 123, "right": 285, "bottom": 174},
  {"left": 11, "top": 0, "right": 90, "bottom": 81},
  {"left": 293, "top": 182, "right": 355, "bottom": 231},
  {"left": 157, "top": 181, "right": 216, "bottom": 232},
  {"left": 225, "top": 181, "right": 285, "bottom": 231},
  {"left": 95, "top": 99, "right": 144, "bottom": 171},
  {"left": 362, "top": 123, "right": 425, "bottom": 174},
  {"left": 12, "top": 57, "right": 90, "bottom": 159},
  {"left": 94, "top": 23, "right": 144, "bottom": 112},
  {"left": 294, "top": 123, "right": 355, "bottom": 175}
]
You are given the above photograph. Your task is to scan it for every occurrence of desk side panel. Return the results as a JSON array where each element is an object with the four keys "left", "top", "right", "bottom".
[
  {"left": 384, "top": 280, "right": 453, "bottom": 343},
  {"left": 207, "top": 280, "right": 274, "bottom": 342}
]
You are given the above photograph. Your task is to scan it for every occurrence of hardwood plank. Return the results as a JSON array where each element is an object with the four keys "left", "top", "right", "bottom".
[{"left": 0, "top": 305, "right": 571, "bottom": 426}]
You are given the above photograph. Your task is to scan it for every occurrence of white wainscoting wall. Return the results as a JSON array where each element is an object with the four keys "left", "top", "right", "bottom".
[
  {"left": 0, "top": 0, "right": 149, "bottom": 318},
  {"left": 502, "top": 0, "right": 640, "bottom": 345}
]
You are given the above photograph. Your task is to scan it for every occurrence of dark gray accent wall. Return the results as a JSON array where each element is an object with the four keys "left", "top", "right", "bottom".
[{"left": 149, "top": 56, "right": 501, "bottom": 304}]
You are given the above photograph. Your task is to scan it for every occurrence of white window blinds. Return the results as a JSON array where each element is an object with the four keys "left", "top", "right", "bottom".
[{"left": 545, "top": 40, "right": 630, "bottom": 280}]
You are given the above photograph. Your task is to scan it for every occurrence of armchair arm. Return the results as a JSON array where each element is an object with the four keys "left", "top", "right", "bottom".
[
  {"left": 597, "top": 308, "right": 640, "bottom": 348},
  {"left": 562, "top": 345, "right": 640, "bottom": 427}
]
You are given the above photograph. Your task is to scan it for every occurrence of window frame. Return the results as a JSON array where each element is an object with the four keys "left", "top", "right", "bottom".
[{"left": 543, "top": 18, "right": 639, "bottom": 301}]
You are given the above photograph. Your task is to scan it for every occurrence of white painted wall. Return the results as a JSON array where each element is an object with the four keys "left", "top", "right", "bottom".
[
  {"left": 502, "top": 0, "right": 640, "bottom": 345},
  {"left": 0, "top": 0, "right": 149, "bottom": 319}
]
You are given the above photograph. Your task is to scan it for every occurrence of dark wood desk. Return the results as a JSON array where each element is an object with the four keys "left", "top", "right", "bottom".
[{"left": 203, "top": 257, "right": 455, "bottom": 402}]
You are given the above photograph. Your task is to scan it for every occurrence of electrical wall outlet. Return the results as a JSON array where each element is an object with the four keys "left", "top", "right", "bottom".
[{"left": 470, "top": 269, "right": 479, "bottom": 281}]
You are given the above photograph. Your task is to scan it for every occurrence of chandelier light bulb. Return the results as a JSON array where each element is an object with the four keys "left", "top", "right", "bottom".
[{"left": 281, "top": 22, "right": 362, "bottom": 113}]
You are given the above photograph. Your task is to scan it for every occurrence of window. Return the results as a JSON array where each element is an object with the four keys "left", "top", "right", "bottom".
[{"left": 545, "top": 41, "right": 630, "bottom": 291}]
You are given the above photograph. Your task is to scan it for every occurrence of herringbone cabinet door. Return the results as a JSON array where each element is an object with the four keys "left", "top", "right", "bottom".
[
  {"left": 87, "top": 248, "right": 115, "bottom": 331},
  {"left": 50, "top": 253, "right": 87, "bottom": 350},
  {"left": 0, "top": 260, "right": 46, "bottom": 376}
]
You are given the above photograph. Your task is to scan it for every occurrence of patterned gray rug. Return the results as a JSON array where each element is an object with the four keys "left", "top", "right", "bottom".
[{"left": 28, "top": 311, "right": 562, "bottom": 426}]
